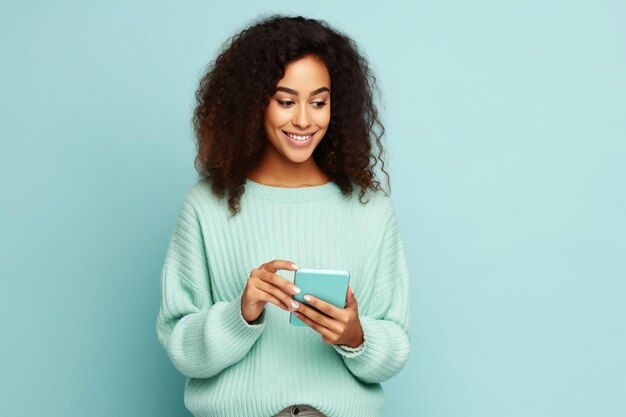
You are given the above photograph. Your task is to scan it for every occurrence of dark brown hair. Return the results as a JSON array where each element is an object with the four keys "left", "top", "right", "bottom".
[{"left": 193, "top": 14, "right": 390, "bottom": 216}]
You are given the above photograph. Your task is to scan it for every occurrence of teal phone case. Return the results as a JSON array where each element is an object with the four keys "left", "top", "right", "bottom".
[{"left": 289, "top": 267, "right": 350, "bottom": 326}]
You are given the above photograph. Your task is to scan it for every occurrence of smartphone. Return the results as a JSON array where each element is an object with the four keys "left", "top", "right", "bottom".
[{"left": 289, "top": 267, "right": 350, "bottom": 326}]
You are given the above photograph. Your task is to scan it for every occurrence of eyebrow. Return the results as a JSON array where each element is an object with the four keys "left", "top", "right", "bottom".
[{"left": 275, "top": 86, "right": 330, "bottom": 96}]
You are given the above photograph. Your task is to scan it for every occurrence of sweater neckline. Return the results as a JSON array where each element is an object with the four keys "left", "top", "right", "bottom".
[{"left": 244, "top": 178, "right": 341, "bottom": 202}]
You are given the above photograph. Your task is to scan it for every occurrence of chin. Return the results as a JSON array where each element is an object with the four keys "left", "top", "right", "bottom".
[{"left": 283, "top": 149, "right": 315, "bottom": 163}]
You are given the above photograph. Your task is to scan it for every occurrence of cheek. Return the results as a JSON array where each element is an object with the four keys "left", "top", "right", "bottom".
[
  {"left": 264, "top": 103, "right": 291, "bottom": 128},
  {"left": 315, "top": 108, "right": 331, "bottom": 128}
]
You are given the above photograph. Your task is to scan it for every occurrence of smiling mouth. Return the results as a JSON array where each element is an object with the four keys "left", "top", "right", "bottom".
[{"left": 282, "top": 130, "right": 316, "bottom": 140}]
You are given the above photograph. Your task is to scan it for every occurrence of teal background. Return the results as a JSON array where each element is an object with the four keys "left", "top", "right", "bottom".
[{"left": 1, "top": 1, "right": 624, "bottom": 416}]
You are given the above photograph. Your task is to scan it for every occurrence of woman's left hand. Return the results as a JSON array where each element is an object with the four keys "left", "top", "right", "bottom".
[{"left": 293, "top": 286, "right": 364, "bottom": 348}]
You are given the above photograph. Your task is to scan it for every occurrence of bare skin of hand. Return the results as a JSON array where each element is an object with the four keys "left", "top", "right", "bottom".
[
  {"left": 294, "top": 286, "right": 364, "bottom": 348},
  {"left": 241, "top": 259, "right": 301, "bottom": 324}
]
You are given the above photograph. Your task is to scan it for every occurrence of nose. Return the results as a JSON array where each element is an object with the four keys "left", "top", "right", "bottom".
[{"left": 292, "top": 102, "right": 312, "bottom": 130}]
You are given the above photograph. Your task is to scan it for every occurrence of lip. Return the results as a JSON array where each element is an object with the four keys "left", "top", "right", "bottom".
[
  {"left": 282, "top": 130, "right": 317, "bottom": 137},
  {"left": 282, "top": 130, "right": 316, "bottom": 148}
]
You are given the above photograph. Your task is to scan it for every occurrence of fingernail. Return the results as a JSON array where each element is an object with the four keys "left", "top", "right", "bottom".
[
  {"left": 291, "top": 263, "right": 299, "bottom": 269},
  {"left": 304, "top": 295, "right": 312, "bottom": 302},
  {"left": 292, "top": 286, "right": 301, "bottom": 294},
  {"left": 291, "top": 300, "right": 299, "bottom": 310}
]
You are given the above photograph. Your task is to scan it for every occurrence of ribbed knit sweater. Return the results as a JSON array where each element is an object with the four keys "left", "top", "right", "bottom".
[{"left": 156, "top": 177, "right": 411, "bottom": 417}]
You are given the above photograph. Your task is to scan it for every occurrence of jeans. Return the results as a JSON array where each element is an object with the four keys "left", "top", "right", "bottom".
[{"left": 272, "top": 404, "right": 327, "bottom": 417}]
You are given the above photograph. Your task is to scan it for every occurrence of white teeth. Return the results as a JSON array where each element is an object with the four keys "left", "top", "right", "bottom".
[{"left": 286, "top": 132, "right": 312, "bottom": 141}]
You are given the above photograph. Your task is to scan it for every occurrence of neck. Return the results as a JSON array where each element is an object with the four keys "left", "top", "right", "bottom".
[{"left": 247, "top": 148, "right": 331, "bottom": 188}]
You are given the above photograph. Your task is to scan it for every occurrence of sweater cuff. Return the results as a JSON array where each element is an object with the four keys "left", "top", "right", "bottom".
[
  {"left": 234, "top": 293, "right": 266, "bottom": 328},
  {"left": 332, "top": 322, "right": 368, "bottom": 358},
  {"left": 214, "top": 294, "right": 267, "bottom": 350},
  {"left": 332, "top": 315, "right": 407, "bottom": 367},
  {"left": 333, "top": 338, "right": 366, "bottom": 357}
]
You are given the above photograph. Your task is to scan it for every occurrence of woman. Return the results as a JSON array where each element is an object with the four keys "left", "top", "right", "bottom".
[{"left": 156, "top": 14, "right": 411, "bottom": 417}]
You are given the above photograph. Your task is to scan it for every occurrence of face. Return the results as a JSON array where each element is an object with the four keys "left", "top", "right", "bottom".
[{"left": 263, "top": 54, "right": 331, "bottom": 164}]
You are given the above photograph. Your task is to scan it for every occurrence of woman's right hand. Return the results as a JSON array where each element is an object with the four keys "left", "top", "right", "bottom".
[{"left": 241, "top": 259, "right": 301, "bottom": 324}]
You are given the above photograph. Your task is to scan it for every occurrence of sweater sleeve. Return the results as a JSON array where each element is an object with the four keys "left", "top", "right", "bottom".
[
  {"left": 332, "top": 201, "right": 412, "bottom": 383},
  {"left": 156, "top": 191, "right": 266, "bottom": 379}
]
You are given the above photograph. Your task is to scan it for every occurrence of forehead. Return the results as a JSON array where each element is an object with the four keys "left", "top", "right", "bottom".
[{"left": 278, "top": 55, "right": 331, "bottom": 90}]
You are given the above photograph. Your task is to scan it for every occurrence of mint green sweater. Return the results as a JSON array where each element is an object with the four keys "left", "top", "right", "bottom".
[{"left": 156, "top": 178, "right": 411, "bottom": 417}]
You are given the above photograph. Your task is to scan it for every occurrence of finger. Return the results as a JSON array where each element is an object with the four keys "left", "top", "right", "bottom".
[
  {"left": 294, "top": 312, "right": 339, "bottom": 342},
  {"left": 302, "top": 294, "right": 344, "bottom": 318},
  {"left": 254, "top": 279, "right": 299, "bottom": 311},
  {"left": 296, "top": 302, "right": 343, "bottom": 334},
  {"left": 251, "top": 286, "right": 290, "bottom": 311},
  {"left": 260, "top": 259, "right": 299, "bottom": 273},
  {"left": 346, "top": 286, "right": 358, "bottom": 308},
  {"left": 256, "top": 269, "right": 301, "bottom": 297}
]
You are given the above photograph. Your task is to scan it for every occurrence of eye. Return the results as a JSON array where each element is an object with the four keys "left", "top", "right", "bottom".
[
  {"left": 277, "top": 100, "right": 294, "bottom": 107},
  {"left": 312, "top": 101, "right": 328, "bottom": 109}
]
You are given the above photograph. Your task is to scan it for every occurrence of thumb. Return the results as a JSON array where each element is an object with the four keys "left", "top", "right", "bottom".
[{"left": 346, "top": 285, "right": 357, "bottom": 308}]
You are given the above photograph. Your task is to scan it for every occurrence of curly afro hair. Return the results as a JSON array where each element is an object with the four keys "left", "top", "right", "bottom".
[{"left": 192, "top": 14, "right": 391, "bottom": 216}]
